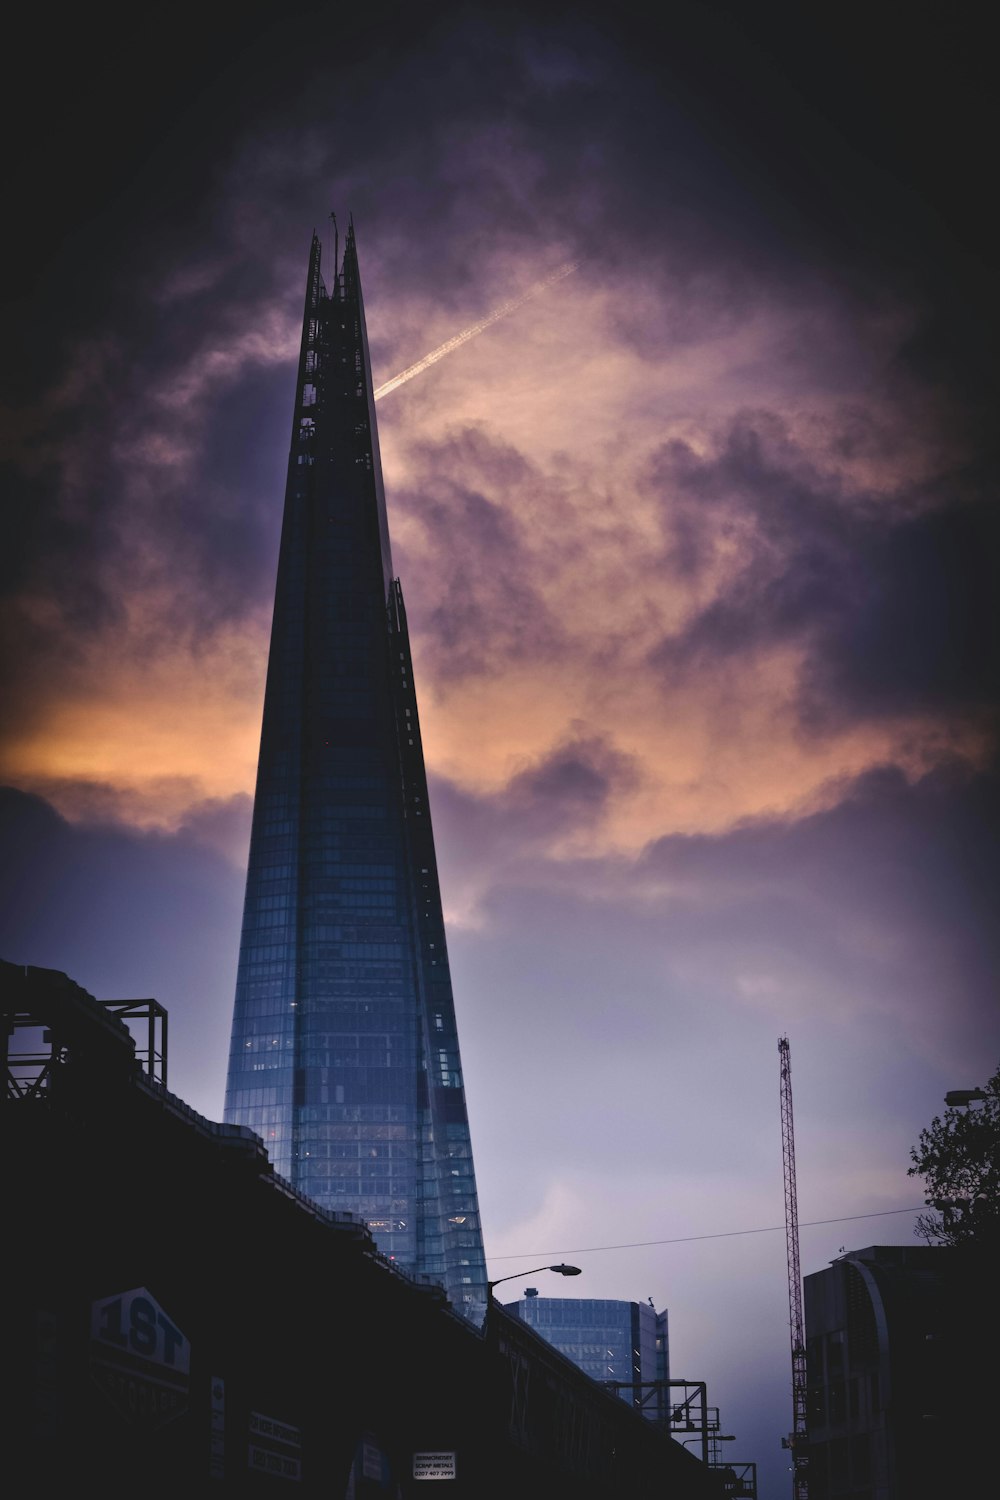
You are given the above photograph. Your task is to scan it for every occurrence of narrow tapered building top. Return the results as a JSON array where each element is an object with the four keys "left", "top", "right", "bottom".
[{"left": 224, "top": 226, "right": 488, "bottom": 1322}]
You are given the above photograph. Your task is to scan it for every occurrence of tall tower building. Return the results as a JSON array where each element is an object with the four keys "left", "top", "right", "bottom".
[{"left": 224, "top": 223, "right": 488, "bottom": 1321}]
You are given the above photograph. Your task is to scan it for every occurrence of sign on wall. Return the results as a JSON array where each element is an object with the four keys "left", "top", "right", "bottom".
[
  {"left": 249, "top": 1410, "right": 302, "bottom": 1482},
  {"left": 90, "top": 1287, "right": 191, "bottom": 1430},
  {"left": 413, "top": 1452, "right": 457, "bottom": 1481}
]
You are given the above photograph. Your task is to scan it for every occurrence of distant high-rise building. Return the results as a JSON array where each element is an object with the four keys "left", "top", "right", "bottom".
[
  {"left": 224, "top": 223, "right": 488, "bottom": 1320},
  {"left": 504, "top": 1295, "right": 669, "bottom": 1419}
]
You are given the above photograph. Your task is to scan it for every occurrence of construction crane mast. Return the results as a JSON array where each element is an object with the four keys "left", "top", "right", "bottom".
[{"left": 779, "top": 1036, "right": 808, "bottom": 1500}]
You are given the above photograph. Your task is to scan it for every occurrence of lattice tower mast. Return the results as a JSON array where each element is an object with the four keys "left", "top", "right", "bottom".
[{"left": 779, "top": 1035, "right": 809, "bottom": 1500}]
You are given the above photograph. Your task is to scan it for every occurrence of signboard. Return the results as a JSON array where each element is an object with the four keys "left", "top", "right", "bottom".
[
  {"left": 249, "top": 1411, "right": 302, "bottom": 1482},
  {"left": 90, "top": 1287, "right": 190, "bottom": 1430},
  {"left": 413, "top": 1452, "right": 457, "bottom": 1481}
]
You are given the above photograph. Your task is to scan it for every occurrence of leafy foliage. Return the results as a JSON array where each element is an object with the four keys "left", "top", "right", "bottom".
[{"left": 908, "top": 1062, "right": 1000, "bottom": 1247}]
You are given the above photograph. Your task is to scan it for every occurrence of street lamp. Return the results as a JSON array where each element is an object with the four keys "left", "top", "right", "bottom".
[
  {"left": 487, "top": 1263, "right": 582, "bottom": 1299},
  {"left": 945, "top": 1089, "right": 986, "bottom": 1107}
]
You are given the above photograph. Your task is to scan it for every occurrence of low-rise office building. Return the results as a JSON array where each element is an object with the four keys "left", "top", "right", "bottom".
[{"left": 504, "top": 1295, "right": 669, "bottom": 1421}]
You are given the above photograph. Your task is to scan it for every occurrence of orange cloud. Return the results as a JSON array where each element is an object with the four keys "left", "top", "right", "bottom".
[{"left": 4, "top": 238, "right": 987, "bottom": 859}]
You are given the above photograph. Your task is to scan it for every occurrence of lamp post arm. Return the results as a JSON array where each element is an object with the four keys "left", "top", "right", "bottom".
[{"left": 486, "top": 1263, "right": 582, "bottom": 1298}]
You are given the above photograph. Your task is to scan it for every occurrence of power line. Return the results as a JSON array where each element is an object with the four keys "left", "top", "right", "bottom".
[{"left": 487, "top": 1205, "right": 924, "bottom": 1261}]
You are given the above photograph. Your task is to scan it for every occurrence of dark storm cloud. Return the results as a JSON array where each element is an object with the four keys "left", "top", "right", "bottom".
[
  {"left": 428, "top": 732, "right": 636, "bottom": 881},
  {"left": 648, "top": 410, "right": 998, "bottom": 729},
  {"left": 9, "top": 779, "right": 256, "bottom": 868},
  {"left": 439, "top": 759, "right": 999, "bottom": 1201},
  {"left": 0, "top": 786, "right": 249, "bottom": 945},
  {"left": 0, "top": 262, "right": 299, "bottom": 729},
  {"left": 5, "top": 3, "right": 994, "bottom": 704},
  {"left": 505, "top": 734, "right": 638, "bottom": 828},
  {"left": 638, "top": 762, "right": 999, "bottom": 1024},
  {"left": 426, "top": 750, "right": 999, "bottom": 1233},
  {"left": 394, "top": 426, "right": 568, "bottom": 678},
  {"left": 4, "top": 14, "right": 615, "bottom": 721},
  {"left": 810, "top": 498, "right": 999, "bottom": 724},
  {"left": 7, "top": 2, "right": 995, "bottom": 395},
  {"left": 8, "top": 294, "right": 330, "bottom": 723}
]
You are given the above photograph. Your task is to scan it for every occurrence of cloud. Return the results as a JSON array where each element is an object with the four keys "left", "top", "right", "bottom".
[
  {"left": 4, "top": 10, "right": 994, "bottom": 856},
  {"left": 436, "top": 756, "right": 999, "bottom": 1059},
  {"left": 2, "top": 777, "right": 255, "bottom": 865},
  {"left": 3, "top": 16, "right": 997, "bottom": 1494},
  {"left": 806, "top": 496, "right": 1000, "bottom": 724},
  {"left": 505, "top": 731, "right": 639, "bottom": 829},
  {"left": 393, "top": 425, "right": 569, "bottom": 680},
  {"left": 647, "top": 409, "right": 998, "bottom": 737}
]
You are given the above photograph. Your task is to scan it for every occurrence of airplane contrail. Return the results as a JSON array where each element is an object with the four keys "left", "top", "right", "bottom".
[{"left": 373, "top": 260, "right": 578, "bottom": 402}]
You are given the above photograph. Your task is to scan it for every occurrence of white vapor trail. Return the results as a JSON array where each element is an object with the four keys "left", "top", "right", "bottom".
[{"left": 373, "top": 261, "right": 578, "bottom": 401}]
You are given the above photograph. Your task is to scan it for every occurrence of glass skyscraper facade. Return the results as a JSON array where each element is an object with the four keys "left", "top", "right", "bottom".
[
  {"left": 504, "top": 1296, "right": 669, "bottom": 1418},
  {"left": 224, "top": 224, "right": 488, "bottom": 1321}
]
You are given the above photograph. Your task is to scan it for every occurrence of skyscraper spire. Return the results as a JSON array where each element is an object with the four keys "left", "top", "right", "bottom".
[{"left": 224, "top": 226, "right": 488, "bottom": 1321}]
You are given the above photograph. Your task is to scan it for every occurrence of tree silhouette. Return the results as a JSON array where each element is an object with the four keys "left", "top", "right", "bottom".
[{"left": 908, "top": 1062, "right": 1000, "bottom": 1248}]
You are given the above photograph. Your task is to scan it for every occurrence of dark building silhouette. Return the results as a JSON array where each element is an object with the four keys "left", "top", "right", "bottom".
[
  {"left": 223, "top": 225, "right": 487, "bottom": 1319},
  {"left": 804, "top": 1243, "right": 987, "bottom": 1499},
  {"left": 5, "top": 960, "right": 728, "bottom": 1499}
]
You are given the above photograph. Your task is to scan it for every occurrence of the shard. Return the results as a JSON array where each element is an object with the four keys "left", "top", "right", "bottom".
[{"left": 224, "top": 223, "right": 488, "bottom": 1321}]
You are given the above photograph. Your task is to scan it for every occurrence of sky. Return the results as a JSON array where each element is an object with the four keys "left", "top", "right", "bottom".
[{"left": 2, "top": 3, "right": 997, "bottom": 1493}]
